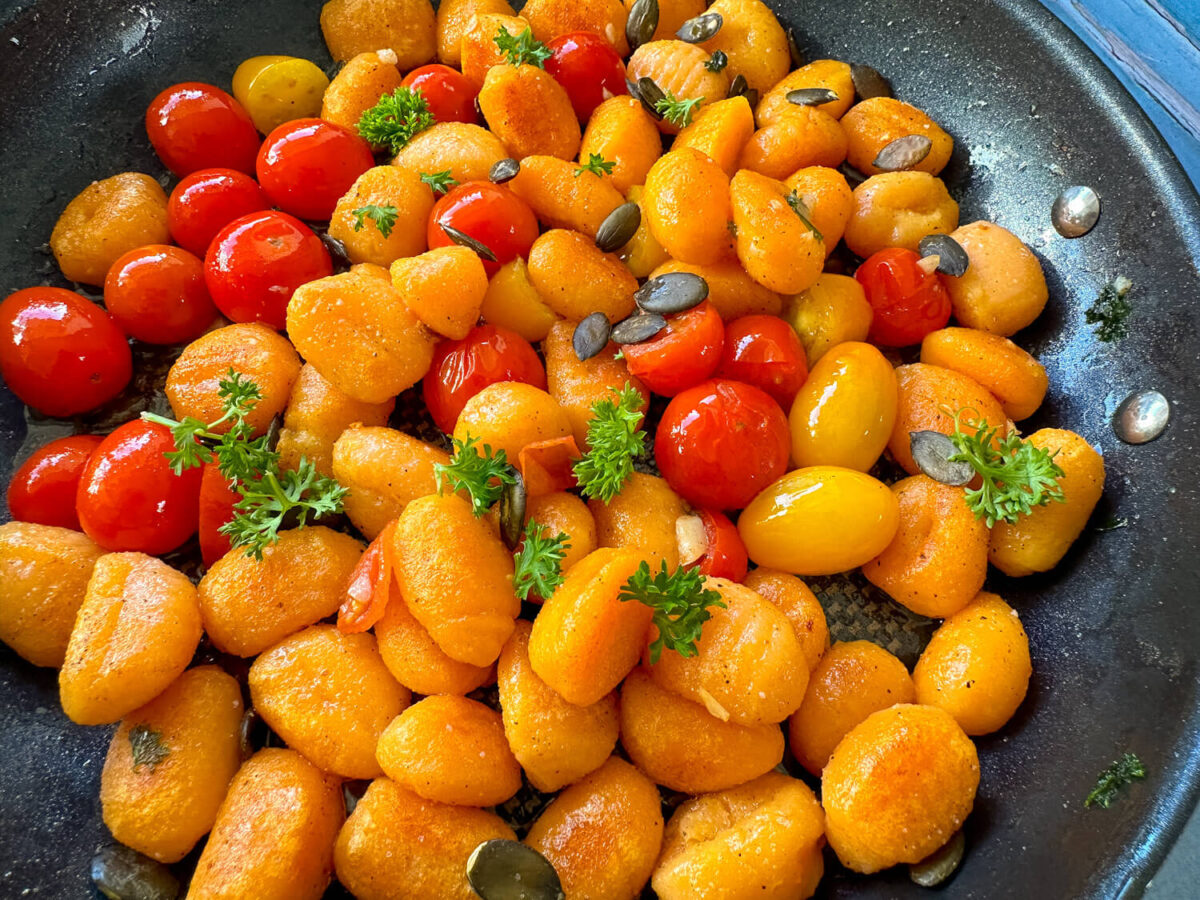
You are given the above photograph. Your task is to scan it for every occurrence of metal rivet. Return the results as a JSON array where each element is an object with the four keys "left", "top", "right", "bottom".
[
  {"left": 1113, "top": 390, "right": 1169, "bottom": 444},
  {"left": 1052, "top": 185, "right": 1101, "bottom": 238}
]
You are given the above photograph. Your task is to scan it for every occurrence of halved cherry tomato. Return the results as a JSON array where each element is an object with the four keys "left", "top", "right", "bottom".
[
  {"left": 198, "top": 462, "right": 240, "bottom": 567},
  {"left": 338, "top": 519, "right": 398, "bottom": 634},
  {"left": 691, "top": 509, "right": 749, "bottom": 582},
  {"left": 655, "top": 378, "right": 790, "bottom": 510},
  {"left": 545, "top": 32, "right": 628, "bottom": 120},
  {"left": 422, "top": 324, "right": 547, "bottom": 432},
  {"left": 104, "top": 245, "right": 218, "bottom": 345},
  {"left": 168, "top": 168, "right": 271, "bottom": 257},
  {"left": 427, "top": 181, "right": 540, "bottom": 277},
  {"left": 145, "top": 82, "right": 261, "bottom": 176},
  {"left": 402, "top": 64, "right": 480, "bottom": 125},
  {"left": 255, "top": 117, "right": 375, "bottom": 220},
  {"left": 622, "top": 300, "right": 724, "bottom": 397},
  {"left": 6, "top": 434, "right": 105, "bottom": 530},
  {"left": 854, "top": 247, "right": 952, "bottom": 346},
  {"left": 204, "top": 210, "right": 332, "bottom": 329},
  {"left": 0, "top": 287, "right": 132, "bottom": 417},
  {"left": 76, "top": 420, "right": 203, "bottom": 555},
  {"left": 715, "top": 314, "right": 809, "bottom": 410},
  {"left": 517, "top": 436, "right": 580, "bottom": 497}
]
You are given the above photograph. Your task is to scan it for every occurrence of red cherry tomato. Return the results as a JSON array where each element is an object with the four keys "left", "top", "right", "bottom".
[
  {"left": 422, "top": 324, "right": 547, "bottom": 433},
  {"left": 145, "top": 82, "right": 260, "bottom": 176},
  {"left": 76, "top": 420, "right": 203, "bottom": 554},
  {"left": 715, "top": 314, "right": 809, "bottom": 410},
  {"left": 427, "top": 181, "right": 539, "bottom": 276},
  {"left": 692, "top": 509, "right": 749, "bottom": 582},
  {"left": 401, "top": 64, "right": 480, "bottom": 125},
  {"left": 204, "top": 210, "right": 332, "bottom": 329},
  {"left": 168, "top": 168, "right": 271, "bottom": 256},
  {"left": 104, "top": 245, "right": 218, "bottom": 345},
  {"left": 198, "top": 462, "right": 239, "bottom": 567},
  {"left": 623, "top": 300, "right": 725, "bottom": 397},
  {"left": 656, "top": 379, "right": 790, "bottom": 510},
  {"left": 854, "top": 247, "right": 952, "bottom": 347},
  {"left": 6, "top": 434, "right": 105, "bottom": 530},
  {"left": 338, "top": 519, "right": 399, "bottom": 634},
  {"left": 545, "top": 31, "right": 629, "bottom": 120},
  {"left": 0, "top": 287, "right": 132, "bottom": 417},
  {"left": 255, "top": 118, "right": 375, "bottom": 221}
]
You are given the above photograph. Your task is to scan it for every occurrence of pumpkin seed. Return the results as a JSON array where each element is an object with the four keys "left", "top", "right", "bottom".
[
  {"left": 873, "top": 135, "right": 933, "bottom": 172},
  {"left": 319, "top": 231, "right": 351, "bottom": 269},
  {"left": 573, "top": 312, "right": 612, "bottom": 361},
  {"left": 611, "top": 312, "right": 667, "bottom": 344},
  {"left": 909, "top": 431, "right": 974, "bottom": 486},
  {"left": 440, "top": 223, "right": 498, "bottom": 261},
  {"left": 677, "top": 11, "right": 722, "bottom": 43},
  {"left": 625, "top": 0, "right": 659, "bottom": 53},
  {"left": 851, "top": 63, "right": 893, "bottom": 100},
  {"left": 918, "top": 233, "right": 970, "bottom": 277},
  {"left": 489, "top": 157, "right": 520, "bottom": 183},
  {"left": 636, "top": 77, "right": 665, "bottom": 118},
  {"left": 787, "top": 87, "right": 839, "bottom": 107},
  {"left": 786, "top": 26, "right": 806, "bottom": 68},
  {"left": 727, "top": 73, "right": 749, "bottom": 99},
  {"left": 1113, "top": 389, "right": 1170, "bottom": 445},
  {"left": 595, "top": 202, "right": 641, "bottom": 253},
  {"left": 635, "top": 272, "right": 709, "bottom": 315},
  {"left": 838, "top": 162, "right": 868, "bottom": 187},
  {"left": 1051, "top": 185, "right": 1101, "bottom": 238},
  {"left": 909, "top": 829, "right": 966, "bottom": 887},
  {"left": 498, "top": 473, "right": 527, "bottom": 551},
  {"left": 467, "top": 839, "right": 565, "bottom": 900},
  {"left": 90, "top": 844, "right": 180, "bottom": 900}
]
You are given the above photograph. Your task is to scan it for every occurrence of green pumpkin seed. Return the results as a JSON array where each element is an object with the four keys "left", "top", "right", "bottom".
[
  {"left": 727, "top": 73, "right": 749, "bottom": 99},
  {"left": 787, "top": 87, "right": 839, "bottom": 107},
  {"left": 625, "top": 0, "right": 659, "bottom": 53},
  {"left": 595, "top": 202, "right": 642, "bottom": 253},
  {"left": 498, "top": 473, "right": 527, "bottom": 551},
  {"left": 873, "top": 134, "right": 933, "bottom": 172},
  {"left": 489, "top": 158, "right": 520, "bottom": 183},
  {"left": 467, "top": 839, "right": 565, "bottom": 900},
  {"left": 677, "top": 11, "right": 722, "bottom": 43},
  {"left": 573, "top": 312, "right": 613, "bottom": 362},
  {"left": 918, "top": 233, "right": 970, "bottom": 277},
  {"left": 440, "top": 223, "right": 498, "bottom": 261},
  {"left": 909, "top": 431, "right": 974, "bottom": 487},
  {"left": 636, "top": 272, "right": 709, "bottom": 315},
  {"left": 909, "top": 829, "right": 966, "bottom": 887},
  {"left": 611, "top": 312, "right": 667, "bottom": 344},
  {"left": 851, "top": 63, "right": 893, "bottom": 100},
  {"left": 786, "top": 26, "right": 806, "bottom": 68},
  {"left": 636, "top": 77, "right": 666, "bottom": 118},
  {"left": 90, "top": 844, "right": 180, "bottom": 900}
]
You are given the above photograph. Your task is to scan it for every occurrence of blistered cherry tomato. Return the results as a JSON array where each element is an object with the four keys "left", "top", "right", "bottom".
[
  {"left": 0, "top": 287, "right": 132, "bottom": 417},
  {"left": 338, "top": 520, "right": 398, "bottom": 634},
  {"left": 656, "top": 379, "right": 790, "bottom": 510},
  {"left": 854, "top": 248, "right": 952, "bottom": 346},
  {"left": 204, "top": 210, "right": 332, "bottom": 329},
  {"left": 427, "top": 181, "right": 539, "bottom": 276},
  {"left": 623, "top": 300, "right": 724, "bottom": 397},
  {"left": 545, "top": 31, "right": 628, "bottom": 120},
  {"left": 255, "top": 118, "right": 375, "bottom": 220},
  {"left": 6, "top": 434, "right": 104, "bottom": 530},
  {"left": 168, "top": 168, "right": 271, "bottom": 256},
  {"left": 715, "top": 314, "right": 809, "bottom": 409},
  {"left": 422, "top": 324, "right": 547, "bottom": 433},
  {"left": 76, "top": 420, "right": 203, "bottom": 555},
  {"left": 692, "top": 509, "right": 749, "bottom": 582},
  {"left": 198, "top": 462, "right": 239, "bottom": 567},
  {"left": 401, "top": 64, "right": 480, "bottom": 125},
  {"left": 104, "top": 245, "right": 218, "bottom": 344},
  {"left": 145, "top": 82, "right": 261, "bottom": 176}
]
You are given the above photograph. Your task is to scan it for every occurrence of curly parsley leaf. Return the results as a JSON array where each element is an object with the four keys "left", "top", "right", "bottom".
[
  {"left": 434, "top": 434, "right": 518, "bottom": 517},
  {"left": 654, "top": 90, "right": 702, "bottom": 127},
  {"left": 1085, "top": 752, "right": 1145, "bottom": 808},
  {"left": 573, "top": 383, "right": 646, "bottom": 503},
  {"left": 1085, "top": 276, "right": 1133, "bottom": 342},
  {"left": 704, "top": 50, "right": 728, "bottom": 73},
  {"left": 357, "top": 87, "right": 435, "bottom": 154},
  {"left": 129, "top": 724, "right": 170, "bottom": 772},
  {"left": 351, "top": 203, "right": 400, "bottom": 239},
  {"left": 575, "top": 153, "right": 616, "bottom": 178},
  {"left": 494, "top": 26, "right": 552, "bottom": 68},
  {"left": 219, "top": 458, "right": 347, "bottom": 561},
  {"left": 512, "top": 520, "right": 571, "bottom": 601},
  {"left": 420, "top": 169, "right": 459, "bottom": 194},
  {"left": 619, "top": 560, "right": 725, "bottom": 664}
]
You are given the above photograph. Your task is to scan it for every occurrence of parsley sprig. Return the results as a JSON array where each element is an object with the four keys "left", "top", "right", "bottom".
[
  {"left": 512, "top": 520, "right": 570, "bottom": 601},
  {"left": 1085, "top": 276, "right": 1133, "bottom": 342},
  {"left": 351, "top": 204, "right": 399, "bottom": 238},
  {"left": 141, "top": 370, "right": 346, "bottom": 559},
  {"left": 420, "top": 170, "right": 458, "bottom": 194},
  {"left": 575, "top": 153, "right": 615, "bottom": 178},
  {"left": 1085, "top": 752, "right": 1146, "bottom": 808},
  {"left": 357, "top": 87, "right": 434, "bottom": 154},
  {"left": 619, "top": 561, "right": 726, "bottom": 663},
  {"left": 434, "top": 435, "right": 518, "bottom": 517},
  {"left": 494, "top": 26, "right": 552, "bottom": 67},
  {"left": 573, "top": 384, "right": 646, "bottom": 503},
  {"left": 946, "top": 412, "right": 1066, "bottom": 527},
  {"left": 655, "top": 90, "right": 702, "bottom": 127}
]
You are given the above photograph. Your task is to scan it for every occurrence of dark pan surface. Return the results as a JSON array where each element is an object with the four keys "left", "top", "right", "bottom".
[{"left": 1, "top": 1, "right": 1199, "bottom": 897}]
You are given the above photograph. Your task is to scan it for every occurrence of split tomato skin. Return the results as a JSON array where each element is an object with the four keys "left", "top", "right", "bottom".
[
  {"left": 168, "top": 168, "right": 271, "bottom": 257},
  {"left": 255, "top": 117, "right": 375, "bottom": 221},
  {"left": 855, "top": 247, "right": 952, "bottom": 346},
  {"left": 655, "top": 378, "right": 791, "bottom": 511},
  {"left": 0, "top": 287, "right": 132, "bottom": 417},
  {"left": 693, "top": 509, "right": 749, "bottom": 582},
  {"left": 6, "top": 434, "right": 105, "bottom": 531},
  {"left": 76, "top": 420, "right": 203, "bottom": 555},
  {"left": 545, "top": 32, "right": 629, "bottom": 121},
  {"left": 146, "top": 82, "right": 261, "bottom": 176},
  {"left": 427, "top": 181, "right": 540, "bottom": 277},
  {"left": 715, "top": 314, "right": 809, "bottom": 409},
  {"left": 401, "top": 64, "right": 480, "bottom": 125},
  {"left": 104, "top": 245, "right": 218, "bottom": 345},
  {"left": 623, "top": 300, "right": 724, "bottom": 397}
]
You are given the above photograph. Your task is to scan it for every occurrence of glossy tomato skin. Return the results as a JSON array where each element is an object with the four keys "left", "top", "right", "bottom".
[
  {"left": 693, "top": 509, "right": 749, "bottom": 582},
  {"left": 623, "top": 300, "right": 724, "bottom": 397},
  {"left": 6, "top": 434, "right": 105, "bottom": 530},
  {"left": 656, "top": 379, "right": 790, "bottom": 510},
  {"left": 715, "top": 314, "right": 809, "bottom": 409},
  {"left": 854, "top": 247, "right": 952, "bottom": 346},
  {"left": 146, "top": 82, "right": 261, "bottom": 176},
  {"left": 104, "top": 245, "right": 218, "bottom": 345},
  {"left": 402, "top": 64, "right": 480, "bottom": 125},
  {"left": 198, "top": 462, "right": 239, "bottom": 567},
  {"left": 168, "top": 168, "right": 271, "bottom": 256},
  {"left": 76, "top": 420, "right": 203, "bottom": 555},
  {"left": 204, "top": 210, "right": 332, "bottom": 329},
  {"left": 545, "top": 32, "right": 628, "bottom": 120},
  {"left": 427, "top": 181, "right": 540, "bottom": 276},
  {"left": 255, "top": 118, "right": 375, "bottom": 220},
  {"left": 0, "top": 287, "right": 132, "bottom": 417},
  {"left": 422, "top": 324, "right": 547, "bottom": 432}
]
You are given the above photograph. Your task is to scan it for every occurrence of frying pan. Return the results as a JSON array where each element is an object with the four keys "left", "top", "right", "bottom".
[{"left": 1, "top": 0, "right": 1198, "bottom": 897}]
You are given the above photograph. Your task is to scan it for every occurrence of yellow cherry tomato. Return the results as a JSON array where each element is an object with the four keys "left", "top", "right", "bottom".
[
  {"left": 788, "top": 342, "right": 898, "bottom": 471},
  {"left": 233, "top": 55, "right": 330, "bottom": 135},
  {"left": 782, "top": 273, "right": 873, "bottom": 368},
  {"left": 738, "top": 466, "right": 899, "bottom": 576}
]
